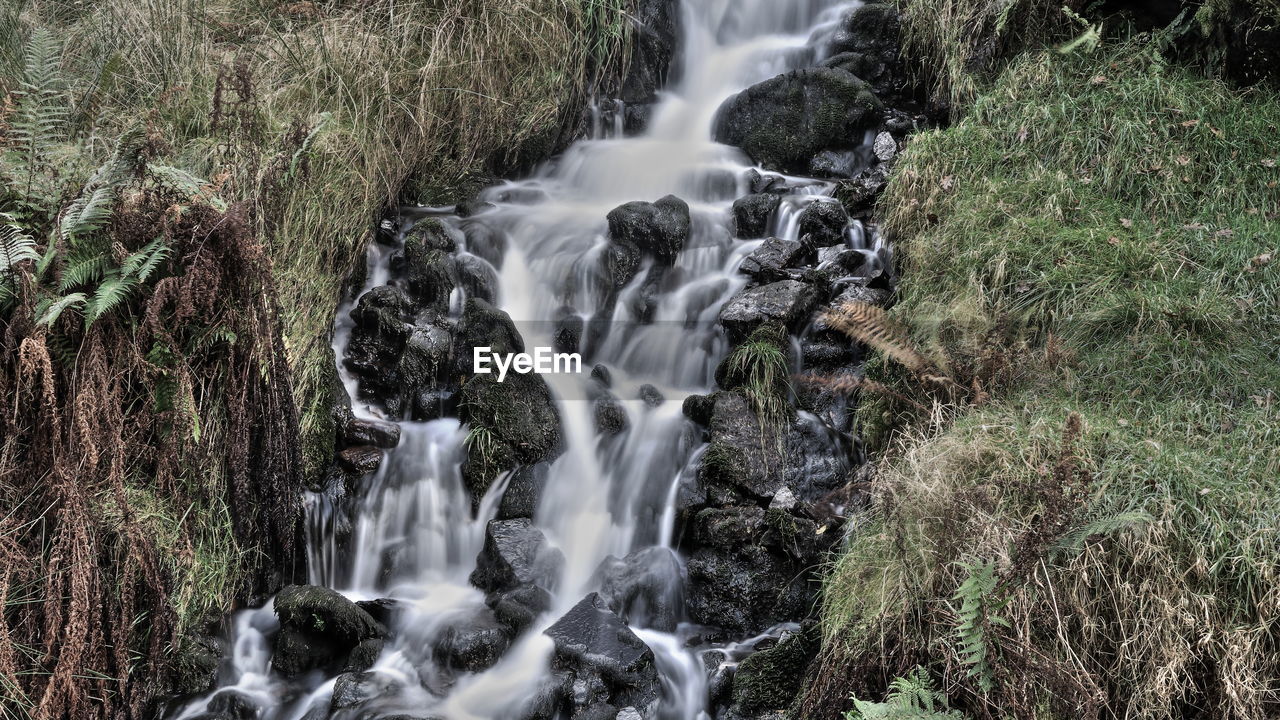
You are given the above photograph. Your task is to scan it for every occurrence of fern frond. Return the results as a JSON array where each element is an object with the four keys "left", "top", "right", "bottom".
[
  {"left": 823, "top": 301, "right": 943, "bottom": 380},
  {"left": 35, "top": 292, "right": 86, "bottom": 326},
  {"left": 952, "top": 560, "right": 1003, "bottom": 694},
  {"left": 83, "top": 274, "right": 137, "bottom": 327},
  {"left": 1, "top": 214, "right": 38, "bottom": 272},
  {"left": 59, "top": 254, "right": 109, "bottom": 291},
  {"left": 1054, "top": 511, "right": 1153, "bottom": 554},
  {"left": 13, "top": 27, "right": 66, "bottom": 200},
  {"left": 147, "top": 163, "right": 228, "bottom": 211},
  {"left": 122, "top": 236, "right": 170, "bottom": 282}
]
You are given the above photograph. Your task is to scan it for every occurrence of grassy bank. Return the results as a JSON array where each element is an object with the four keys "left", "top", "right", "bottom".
[
  {"left": 808, "top": 29, "right": 1280, "bottom": 720},
  {"left": 0, "top": 1, "right": 627, "bottom": 717}
]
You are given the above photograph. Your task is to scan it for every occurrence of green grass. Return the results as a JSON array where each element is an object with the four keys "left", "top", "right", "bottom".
[{"left": 815, "top": 39, "right": 1280, "bottom": 720}]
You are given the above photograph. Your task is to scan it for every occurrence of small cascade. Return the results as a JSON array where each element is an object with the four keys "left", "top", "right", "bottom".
[{"left": 167, "top": 0, "right": 905, "bottom": 718}]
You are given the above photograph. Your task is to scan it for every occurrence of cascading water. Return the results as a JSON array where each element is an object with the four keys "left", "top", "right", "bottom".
[{"left": 169, "top": 1, "right": 883, "bottom": 718}]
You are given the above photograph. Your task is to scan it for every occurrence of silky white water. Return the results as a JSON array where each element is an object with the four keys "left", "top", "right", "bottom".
[{"left": 169, "top": 1, "right": 869, "bottom": 718}]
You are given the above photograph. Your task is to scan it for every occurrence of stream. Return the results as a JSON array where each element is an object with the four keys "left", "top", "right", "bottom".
[{"left": 168, "top": 1, "right": 894, "bottom": 718}]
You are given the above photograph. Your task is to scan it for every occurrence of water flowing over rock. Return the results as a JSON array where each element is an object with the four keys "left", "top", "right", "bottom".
[
  {"left": 713, "top": 68, "right": 882, "bottom": 175},
  {"left": 169, "top": 2, "right": 891, "bottom": 719}
]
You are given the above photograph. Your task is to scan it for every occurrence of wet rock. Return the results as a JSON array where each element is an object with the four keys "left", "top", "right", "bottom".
[
  {"left": 555, "top": 308, "right": 585, "bottom": 355},
  {"left": 341, "top": 418, "right": 401, "bottom": 449},
  {"left": 412, "top": 386, "right": 459, "bottom": 421},
  {"left": 739, "top": 238, "right": 812, "bottom": 282},
  {"left": 458, "top": 371, "right": 562, "bottom": 464},
  {"left": 602, "top": 240, "right": 643, "bottom": 291},
  {"left": 638, "top": 384, "right": 665, "bottom": 407},
  {"left": 607, "top": 195, "right": 691, "bottom": 266},
  {"left": 433, "top": 608, "right": 511, "bottom": 672},
  {"left": 470, "top": 518, "right": 564, "bottom": 595},
  {"left": 464, "top": 221, "right": 506, "bottom": 268},
  {"left": 272, "top": 585, "right": 386, "bottom": 676},
  {"left": 719, "top": 279, "right": 820, "bottom": 341},
  {"left": 545, "top": 593, "right": 661, "bottom": 708},
  {"left": 453, "top": 297, "right": 525, "bottom": 375},
  {"left": 595, "top": 395, "right": 629, "bottom": 436},
  {"left": 696, "top": 392, "right": 781, "bottom": 499},
  {"left": 337, "top": 446, "right": 383, "bottom": 475},
  {"left": 520, "top": 671, "right": 573, "bottom": 720},
  {"left": 331, "top": 671, "right": 400, "bottom": 710},
  {"left": 455, "top": 253, "right": 499, "bottom": 303},
  {"left": 345, "top": 285, "right": 414, "bottom": 379},
  {"left": 591, "top": 364, "right": 613, "bottom": 387},
  {"left": 405, "top": 217, "right": 457, "bottom": 252},
  {"left": 731, "top": 193, "right": 781, "bottom": 238},
  {"left": 399, "top": 321, "right": 452, "bottom": 387},
  {"left": 595, "top": 547, "right": 683, "bottom": 632},
  {"left": 713, "top": 68, "right": 882, "bottom": 175},
  {"left": 355, "top": 598, "right": 406, "bottom": 628},
  {"left": 683, "top": 509, "right": 824, "bottom": 634},
  {"left": 728, "top": 626, "right": 817, "bottom": 715},
  {"left": 493, "top": 584, "right": 553, "bottom": 634},
  {"left": 207, "top": 690, "right": 257, "bottom": 720},
  {"left": 837, "top": 164, "right": 890, "bottom": 217},
  {"left": 782, "top": 413, "right": 854, "bottom": 503},
  {"left": 798, "top": 200, "right": 850, "bottom": 247},
  {"left": 745, "top": 169, "right": 786, "bottom": 195},
  {"left": 828, "top": 280, "right": 892, "bottom": 310},
  {"left": 169, "top": 634, "right": 223, "bottom": 696},
  {"left": 498, "top": 464, "right": 550, "bottom": 520},
  {"left": 808, "top": 149, "right": 866, "bottom": 179},
  {"left": 822, "top": 2, "right": 908, "bottom": 101},
  {"left": 873, "top": 131, "right": 897, "bottom": 162},
  {"left": 400, "top": 235, "right": 457, "bottom": 312},
  {"left": 619, "top": 0, "right": 681, "bottom": 105},
  {"left": 681, "top": 393, "right": 715, "bottom": 426}
]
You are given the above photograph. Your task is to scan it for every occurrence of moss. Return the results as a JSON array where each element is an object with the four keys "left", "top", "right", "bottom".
[
  {"left": 731, "top": 627, "right": 817, "bottom": 714},
  {"left": 459, "top": 372, "right": 563, "bottom": 465}
]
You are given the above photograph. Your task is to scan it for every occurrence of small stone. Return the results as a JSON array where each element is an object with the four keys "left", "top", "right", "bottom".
[
  {"left": 770, "top": 487, "right": 799, "bottom": 512},
  {"left": 873, "top": 132, "right": 897, "bottom": 162},
  {"left": 338, "top": 446, "right": 383, "bottom": 475}
]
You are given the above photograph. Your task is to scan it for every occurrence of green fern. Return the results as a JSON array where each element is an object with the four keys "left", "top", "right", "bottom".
[
  {"left": 147, "top": 164, "right": 228, "bottom": 212},
  {"left": 122, "top": 236, "right": 170, "bottom": 283},
  {"left": 846, "top": 666, "right": 965, "bottom": 720},
  {"left": 1, "top": 212, "right": 39, "bottom": 309},
  {"left": 57, "top": 128, "right": 146, "bottom": 244},
  {"left": 1053, "top": 511, "right": 1153, "bottom": 555},
  {"left": 952, "top": 560, "right": 1007, "bottom": 694},
  {"left": 82, "top": 274, "right": 137, "bottom": 327},
  {"left": 35, "top": 292, "right": 86, "bottom": 327},
  {"left": 58, "top": 253, "right": 109, "bottom": 292},
  {"left": 12, "top": 27, "right": 67, "bottom": 203}
]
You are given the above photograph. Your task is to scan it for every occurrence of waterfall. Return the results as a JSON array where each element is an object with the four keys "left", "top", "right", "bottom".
[{"left": 168, "top": 1, "right": 870, "bottom": 718}]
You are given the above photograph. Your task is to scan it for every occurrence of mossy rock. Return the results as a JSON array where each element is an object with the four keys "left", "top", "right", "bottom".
[
  {"left": 453, "top": 297, "right": 525, "bottom": 375},
  {"left": 459, "top": 372, "right": 563, "bottom": 465},
  {"left": 274, "top": 585, "right": 385, "bottom": 644},
  {"left": 729, "top": 626, "right": 817, "bottom": 714},
  {"left": 713, "top": 68, "right": 882, "bottom": 175},
  {"left": 401, "top": 240, "right": 456, "bottom": 311}
]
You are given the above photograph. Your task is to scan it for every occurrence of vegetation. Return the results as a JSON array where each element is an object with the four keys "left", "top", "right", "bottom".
[
  {"left": 808, "top": 23, "right": 1280, "bottom": 720},
  {"left": 0, "top": 1, "right": 629, "bottom": 718}
]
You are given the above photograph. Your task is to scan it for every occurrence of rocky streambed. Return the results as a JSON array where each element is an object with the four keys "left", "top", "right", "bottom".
[{"left": 166, "top": 2, "right": 934, "bottom": 719}]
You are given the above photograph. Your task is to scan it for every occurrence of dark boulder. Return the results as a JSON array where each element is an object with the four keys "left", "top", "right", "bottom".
[
  {"left": 595, "top": 394, "right": 629, "bottom": 437},
  {"left": 399, "top": 320, "right": 453, "bottom": 388},
  {"left": 738, "top": 237, "right": 812, "bottom": 282},
  {"left": 619, "top": 0, "right": 682, "bottom": 105},
  {"left": 404, "top": 217, "right": 457, "bottom": 252},
  {"left": 459, "top": 372, "right": 562, "bottom": 465},
  {"left": 681, "top": 393, "right": 715, "bottom": 426},
  {"left": 399, "top": 236, "right": 457, "bottom": 312},
  {"left": 455, "top": 253, "right": 499, "bottom": 304},
  {"left": 272, "top": 585, "right": 386, "bottom": 676},
  {"left": 638, "top": 384, "right": 665, "bottom": 408},
  {"left": 594, "top": 547, "right": 683, "bottom": 632},
  {"left": 207, "top": 691, "right": 257, "bottom": 720},
  {"left": 453, "top": 297, "right": 525, "bottom": 376},
  {"left": 433, "top": 608, "right": 511, "bottom": 672},
  {"left": 731, "top": 193, "right": 781, "bottom": 239},
  {"left": 331, "top": 671, "right": 400, "bottom": 711},
  {"left": 470, "top": 518, "right": 564, "bottom": 595},
  {"left": 719, "top": 279, "right": 820, "bottom": 341},
  {"left": 696, "top": 392, "right": 782, "bottom": 500},
  {"left": 544, "top": 593, "right": 661, "bottom": 709},
  {"left": 798, "top": 200, "right": 849, "bottom": 247},
  {"left": 713, "top": 68, "right": 882, "bottom": 175},
  {"left": 341, "top": 418, "right": 401, "bottom": 449},
  {"left": 337, "top": 446, "right": 383, "bottom": 476},
  {"left": 728, "top": 626, "right": 817, "bottom": 715},
  {"left": 344, "top": 285, "right": 414, "bottom": 379},
  {"left": 493, "top": 584, "right": 554, "bottom": 634},
  {"left": 606, "top": 195, "right": 691, "bottom": 266},
  {"left": 497, "top": 464, "right": 550, "bottom": 520}
]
